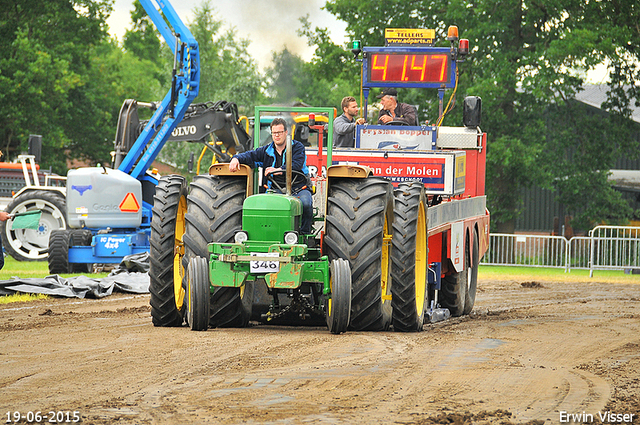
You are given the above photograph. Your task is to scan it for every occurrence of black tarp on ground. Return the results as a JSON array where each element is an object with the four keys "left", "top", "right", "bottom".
[{"left": 0, "top": 253, "right": 150, "bottom": 298}]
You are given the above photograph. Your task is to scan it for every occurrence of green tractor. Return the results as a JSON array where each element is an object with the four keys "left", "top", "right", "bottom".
[{"left": 149, "top": 106, "right": 395, "bottom": 334}]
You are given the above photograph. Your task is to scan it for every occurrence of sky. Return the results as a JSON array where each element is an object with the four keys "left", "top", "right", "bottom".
[
  {"left": 106, "top": 0, "right": 349, "bottom": 71},
  {"left": 106, "top": 0, "right": 610, "bottom": 82}
]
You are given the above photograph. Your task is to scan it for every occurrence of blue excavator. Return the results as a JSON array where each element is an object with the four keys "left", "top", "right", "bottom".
[{"left": 46, "top": 0, "right": 215, "bottom": 274}]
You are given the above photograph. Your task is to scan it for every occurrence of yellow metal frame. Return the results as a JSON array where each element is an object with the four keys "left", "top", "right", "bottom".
[
  {"left": 326, "top": 164, "right": 372, "bottom": 178},
  {"left": 381, "top": 211, "right": 392, "bottom": 302},
  {"left": 208, "top": 163, "right": 254, "bottom": 198},
  {"left": 415, "top": 201, "right": 427, "bottom": 314},
  {"left": 173, "top": 193, "right": 188, "bottom": 311}
]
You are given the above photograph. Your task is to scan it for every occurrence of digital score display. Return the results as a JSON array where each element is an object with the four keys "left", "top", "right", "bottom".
[{"left": 368, "top": 52, "right": 451, "bottom": 84}]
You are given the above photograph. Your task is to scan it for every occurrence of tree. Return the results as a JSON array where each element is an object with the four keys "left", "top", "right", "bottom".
[
  {"left": 186, "top": 1, "right": 263, "bottom": 112},
  {"left": 323, "top": 0, "right": 640, "bottom": 232},
  {"left": 156, "top": 0, "right": 264, "bottom": 174},
  {"left": 265, "top": 48, "right": 306, "bottom": 104},
  {"left": 0, "top": 0, "right": 113, "bottom": 171},
  {"left": 123, "top": 0, "right": 162, "bottom": 65}
]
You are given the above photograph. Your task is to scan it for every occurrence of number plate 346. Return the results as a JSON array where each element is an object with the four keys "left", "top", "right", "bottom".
[{"left": 250, "top": 252, "right": 280, "bottom": 273}]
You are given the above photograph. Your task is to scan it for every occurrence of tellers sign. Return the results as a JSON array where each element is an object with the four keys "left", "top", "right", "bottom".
[{"left": 368, "top": 52, "right": 450, "bottom": 84}]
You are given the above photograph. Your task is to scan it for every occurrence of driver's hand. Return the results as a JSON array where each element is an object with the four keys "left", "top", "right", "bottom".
[
  {"left": 265, "top": 166, "right": 280, "bottom": 175},
  {"left": 380, "top": 115, "right": 393, "bottom": 124},
  {"left": 229, "top": 157, "right": 240, "bottom": 172}
]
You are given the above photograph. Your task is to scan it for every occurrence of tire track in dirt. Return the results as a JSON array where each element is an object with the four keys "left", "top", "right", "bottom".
[{"left": 1, "top": 281, "right": 639, "bottom": 424}]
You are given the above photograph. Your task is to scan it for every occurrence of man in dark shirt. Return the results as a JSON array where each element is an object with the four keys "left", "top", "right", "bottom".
[
  {"left": 377, "top": 88, "right": 418, "bottom": 126},
  {"left": 229, "top": 118, "right": 314, "bottom": 234},
  {"left": 333, "top": 96, "right": 366, "bottom": 148}
]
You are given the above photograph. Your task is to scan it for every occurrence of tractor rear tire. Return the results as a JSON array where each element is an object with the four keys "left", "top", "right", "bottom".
[
  {"left": 325, "top": 177, "right": 394, "bottom": 331},
  {"left": 48, "top": 229, "right": 71, "bottom": 274},
  {"left": 463, "top": 229, "right": 480, "bottom": 315},
  {"left": 182, "top": 174, "right": 253, "bottom": 328},
  {"left": 325, "top": 258, "right": 351, "bottom": 334},
  {"left": 186, "top": 256, "right": 211, "bottom": 331},
  {"left": 69, "top": 229, "right": 93, "bottom": 274},
  {"left": 391, "top": 182, "right": 428, "bottom": 332},
  {"left": 2, "top": 190, "right": 66, "bottom": 261},
  {"left": 149, "top": 175, "right": 188, "bottom": 327}
]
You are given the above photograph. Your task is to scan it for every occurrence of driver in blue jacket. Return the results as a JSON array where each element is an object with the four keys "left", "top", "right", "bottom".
[{"left": 229, "top": 117, "right": 314, "bottom": 234}]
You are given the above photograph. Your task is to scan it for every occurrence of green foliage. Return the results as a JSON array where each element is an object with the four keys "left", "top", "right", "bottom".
[
  {"left": 262, "top": 17, "right": 362, "bottom": 113},
  {"left": 0, "top": 0, "right": 112, "bottom": 172},
  {"left": 123, "top": 0, "right": 162, "bottom": 65},
  {"left": 479, "top": 265, "right": 640, "bottom": 284},
  {"left": 0, "top": 256, "right": 108, "bottom": 280},
  {"left": 323, "top": 0, "right": 640, "bottom": 232},
  {"left": 2, "top": 0, "right": 638, "bottom": 234},
  {"left": 486, "top": 135, "right": 541, "bottom": 230},
  {"left": 542, "top": 100, "right": 639, "bottom": 229},
  {"left": 156, "top": 1, "right": 264, "bottom": 175},
  {"left": 0, "top": 293, "right": 49, "bottom": 305},
  {"left": 189, "top": 1, "right": 263, "bottom": 114}
]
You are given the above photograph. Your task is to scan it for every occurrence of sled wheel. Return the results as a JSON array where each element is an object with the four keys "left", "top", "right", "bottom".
[
  {"left": 440, "top": 230, "right": 471, "bottom": 317},
  {"left": 463, "top": 228, "right": 480, "bottom": 315}
]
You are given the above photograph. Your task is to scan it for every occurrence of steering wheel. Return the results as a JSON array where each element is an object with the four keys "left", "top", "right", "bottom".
[
  {"left": 385, "top": 120, "right": 409, "bottom": 126},
  {"left": 266, "top": 169, "right": 308, "bottom": 193}
]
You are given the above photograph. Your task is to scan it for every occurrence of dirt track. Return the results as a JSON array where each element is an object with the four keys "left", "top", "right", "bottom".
[{"left": 1, "top": 277, "right": 639, "bottom": 424}]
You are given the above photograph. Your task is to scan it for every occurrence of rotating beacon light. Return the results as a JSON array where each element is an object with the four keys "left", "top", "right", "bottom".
[
  {"left": 447, "top": 25, "right": 459, "bottom": 41},
  {"left": 459, "top": 39, "right": 469, "bottom": 57},
  {"left": 351, "top": 40, "right": 362, "bottom": 58}
]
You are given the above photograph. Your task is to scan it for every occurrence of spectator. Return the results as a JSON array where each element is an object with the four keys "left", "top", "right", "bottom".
[
  {"left": 333, "top": 96, "right": 366, "bottom": 148},
  {"left": 0, "top": 211, "right": 9, "bottom": 270},
  {"left": 377, "top": 88, "right": 418, "bottom": 126}
]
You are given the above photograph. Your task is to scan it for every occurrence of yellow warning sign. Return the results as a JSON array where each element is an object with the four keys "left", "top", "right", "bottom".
[
  {"left": 385, "top": 28, "right": 435, "bottom": 46},
  {"left": 119, "top": 193, "right": 140, "bottom": 213}
]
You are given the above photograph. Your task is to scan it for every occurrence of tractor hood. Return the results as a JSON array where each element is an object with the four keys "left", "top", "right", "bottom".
[{"left": 242, "top": 193, "right": 302, "bottom": 242}]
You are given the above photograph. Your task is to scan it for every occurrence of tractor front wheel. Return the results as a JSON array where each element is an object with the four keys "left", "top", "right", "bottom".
[
  {"left": 182, "top": 174, "right": 253, "bottom": 328},
  {"left": 186, "top": 256, "right": 211, "bottom": 331},
  {"left": 325, "top": 258, "right": 351, "bottom": 334}
]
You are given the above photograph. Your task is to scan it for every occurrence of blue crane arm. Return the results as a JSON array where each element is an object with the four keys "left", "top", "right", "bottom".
[{"left": 117, "top": 0, "right": 200, "bottom": 179}]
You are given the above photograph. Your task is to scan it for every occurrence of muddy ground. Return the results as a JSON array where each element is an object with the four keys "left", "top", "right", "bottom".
[{"left": 0, "top": 277, "right": 639, "bottom": 424}]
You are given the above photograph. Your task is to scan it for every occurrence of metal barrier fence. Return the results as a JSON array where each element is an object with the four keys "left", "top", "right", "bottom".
[
  {"left": 567, "top": 236, "right": 590, "bottom": 270},
  {"left": 481, "top": 226, "right": 640, "bottom": 275},
  {"left": 588, "top": 226, "right": 640, "bottom": 277},
  {"left": 482, "top": 233, "right": 567, "bottom": 268}
]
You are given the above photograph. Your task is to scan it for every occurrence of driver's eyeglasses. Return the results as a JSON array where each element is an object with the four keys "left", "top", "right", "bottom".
[{"left": 272, "top": 131, "right": 286, "bottom": 136}]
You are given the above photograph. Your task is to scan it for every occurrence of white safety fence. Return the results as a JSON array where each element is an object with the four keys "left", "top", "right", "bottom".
[
  {"left": 587, "top": 226, "right": 640, "bottom": 277},
  {"left": 482, "top": 233, "right": 567, "bottom": 268},
  {"left": 481, "top": 226, "right": 640, "bottom": 275}
]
